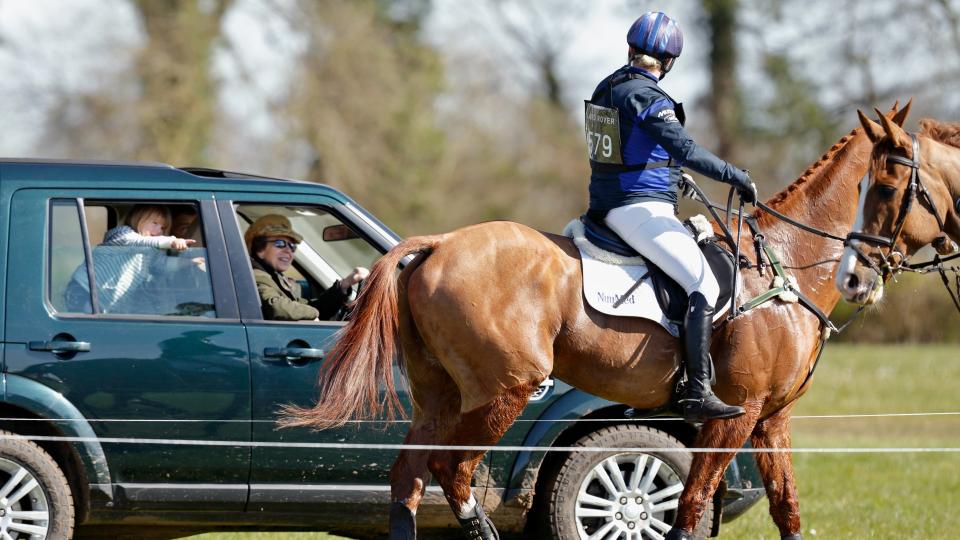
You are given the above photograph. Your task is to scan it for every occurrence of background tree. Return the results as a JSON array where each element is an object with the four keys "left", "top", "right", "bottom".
[{"left": 132, "top": 0, "right": 233, "bottom": 164}]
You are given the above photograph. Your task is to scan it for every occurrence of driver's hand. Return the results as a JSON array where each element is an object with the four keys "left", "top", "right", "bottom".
[{"left": 340, "top": 266, "right": 370, "bottom": 293}]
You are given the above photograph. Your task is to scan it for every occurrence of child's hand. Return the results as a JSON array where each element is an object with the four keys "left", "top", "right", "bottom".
[{"left": 170, "top": 238, "right": 196, "bottom": 251}]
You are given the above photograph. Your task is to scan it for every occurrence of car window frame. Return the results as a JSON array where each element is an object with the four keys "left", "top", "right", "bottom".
[
  {"left": 46, "top": 195, "right": 239, "bottom": 322},
  {"left": 216, "top": 197, "right": 393, "bottom": 325}
]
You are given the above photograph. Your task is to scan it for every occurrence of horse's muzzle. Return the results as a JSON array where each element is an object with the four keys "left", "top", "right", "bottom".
[{"left": 836, "top": 245, "right": 886, "bottom": 305}]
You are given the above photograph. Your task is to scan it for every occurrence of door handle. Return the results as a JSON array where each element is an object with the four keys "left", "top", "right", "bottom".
[
  {"left": 29, "top": 341, "right": 91, "bottom": 354},
  {"left": 263, "top": 347, "right": 325, "bottom": 361}
]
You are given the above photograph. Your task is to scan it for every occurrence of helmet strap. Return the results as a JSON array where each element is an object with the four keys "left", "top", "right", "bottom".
[{"left": 659, "top": 57, "right": 676, "bottom": 79}]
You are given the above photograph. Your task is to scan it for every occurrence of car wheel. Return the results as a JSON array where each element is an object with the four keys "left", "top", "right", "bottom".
[
  {"left": 543, "top": 424, "right": 712, "bottom": 540},
  {"left": 0, "top": 430, "right": 75, "bottom": 539}
]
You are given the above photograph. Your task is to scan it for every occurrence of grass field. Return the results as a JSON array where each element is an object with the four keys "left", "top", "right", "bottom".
[{"left": 190, "top": 344, "right": 960, "bottom": 540}]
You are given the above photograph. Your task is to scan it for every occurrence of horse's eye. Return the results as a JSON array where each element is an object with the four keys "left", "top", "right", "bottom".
[{"left": 876, "top": 184, "right": 898, "bottom": 200}]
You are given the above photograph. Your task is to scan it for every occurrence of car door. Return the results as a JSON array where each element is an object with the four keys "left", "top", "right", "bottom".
[
  {"left": 3, "top": 189, "right": 251, "bottom": 511},
  {"left": 217, "top": 194, "right": 423, "bottom": 513}
]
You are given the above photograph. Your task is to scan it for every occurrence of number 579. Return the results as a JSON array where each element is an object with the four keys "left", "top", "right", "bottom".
[{"left": 587, "top": 130, "right": 613, "bottom": 159}]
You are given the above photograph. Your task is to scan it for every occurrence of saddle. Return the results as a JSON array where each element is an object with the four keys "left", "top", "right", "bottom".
[{"left": 565, "top": 215, "right": 737, "bottom": 336}]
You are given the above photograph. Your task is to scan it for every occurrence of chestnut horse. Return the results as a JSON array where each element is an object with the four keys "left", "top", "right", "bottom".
[
  {"left": 837, "top": 111, "right": 960, "bottom": 306},
  {"left": 283, "top": 104, "right": 911, "bottom": 540}
]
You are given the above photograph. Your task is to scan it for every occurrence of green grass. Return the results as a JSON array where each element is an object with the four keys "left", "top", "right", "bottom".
[
  {"left": 723, "top": 344, "right": 960, "bottom": 539},
  {"left": 191, "top": 344, "right": 959, "bottom": 540}
]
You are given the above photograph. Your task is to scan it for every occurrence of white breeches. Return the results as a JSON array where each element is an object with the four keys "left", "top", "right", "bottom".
[{"left": 605, "top": 200, "right": 720, "bottom": 308}]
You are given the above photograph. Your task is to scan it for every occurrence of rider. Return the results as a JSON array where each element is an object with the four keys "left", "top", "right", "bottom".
[{"left": 585, "top": 12, "right": 756, "bottom": 422}]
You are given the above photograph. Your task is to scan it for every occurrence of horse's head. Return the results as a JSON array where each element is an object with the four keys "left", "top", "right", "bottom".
[{"left": 836, "top": 104, "right": 960, "bottom": 305}]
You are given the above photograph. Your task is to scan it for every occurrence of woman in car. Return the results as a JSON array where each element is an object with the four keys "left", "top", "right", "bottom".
[{"left": 246, "top": 214, "right": 368, "bottom": 321}]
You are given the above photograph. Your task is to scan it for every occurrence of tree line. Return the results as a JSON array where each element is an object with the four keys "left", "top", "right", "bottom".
[{"left": 1, "top": 0, "right": 958, "bottom": 341}]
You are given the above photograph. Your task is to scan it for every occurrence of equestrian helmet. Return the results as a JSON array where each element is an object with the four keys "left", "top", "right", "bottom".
[{"left": 627, "top": 12, "right": 683, "bottom": 60}]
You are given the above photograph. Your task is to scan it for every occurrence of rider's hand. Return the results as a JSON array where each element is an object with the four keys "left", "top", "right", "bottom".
[
  {"left": 679, "top": 173, "right": 699, "bottom": 201},
  {"left": 733, "top": 171, "right": 758, "bottom": 205}
]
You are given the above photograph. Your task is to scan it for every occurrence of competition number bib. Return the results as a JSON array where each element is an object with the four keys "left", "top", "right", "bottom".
[{"left": 584, "top": 102, "right": 623, "bottom": 165}]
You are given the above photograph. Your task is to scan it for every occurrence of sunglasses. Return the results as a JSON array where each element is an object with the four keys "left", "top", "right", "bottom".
[{"left": 271, "top": 239, "right": 298, "bottom": 252}]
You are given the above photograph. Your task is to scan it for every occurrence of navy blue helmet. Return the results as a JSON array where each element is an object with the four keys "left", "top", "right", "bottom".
[{"left": 627, "top": 12, "right": 684, "bottom": 60}]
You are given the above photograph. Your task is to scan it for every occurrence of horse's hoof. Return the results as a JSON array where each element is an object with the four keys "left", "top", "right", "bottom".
[
  {"left": 664, "top": 527, "right": 692, "bottom": 540},
  {"left": 457, "top": 503, "right": 500, "bottom": 540},
  {"left": 781, "top": 535, "right": 803, "bottom": 540},
  {"left": 389, "top": 502, "right": 416, "bottom": 540}
]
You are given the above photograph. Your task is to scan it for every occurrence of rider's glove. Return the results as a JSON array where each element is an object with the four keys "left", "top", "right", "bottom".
[
  {"left": 732, "top": 170, "right": 758, "bottom": 205},
  {"left": 678, "top": 172, "right": 699, "bottom": 201}
]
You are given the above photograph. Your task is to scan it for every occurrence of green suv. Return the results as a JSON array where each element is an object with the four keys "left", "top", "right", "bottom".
[{"left": 0, "top": 159, "right": 763, "bottom": 539}]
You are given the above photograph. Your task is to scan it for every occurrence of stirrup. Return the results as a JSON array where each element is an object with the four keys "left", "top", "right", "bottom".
[{"left": 677, "top": 395, "right": 745, "bottom": 421}]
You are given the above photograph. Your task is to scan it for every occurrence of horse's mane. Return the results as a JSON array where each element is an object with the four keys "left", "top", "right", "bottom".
[
  {"left": 920, "top": 119, "right": 960, "bottom": 149},
  {"left": 754, "top": 127, "right": 860, "bottom": 227}
]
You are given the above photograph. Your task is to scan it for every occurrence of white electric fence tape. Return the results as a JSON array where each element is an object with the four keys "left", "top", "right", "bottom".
[{"left": 3, "top": 434, "right": 959, "bottom": 454}]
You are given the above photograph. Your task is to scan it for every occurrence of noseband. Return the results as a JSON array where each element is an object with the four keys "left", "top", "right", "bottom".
[{"left": 844, "top": 133, "right": 949, "bottom": 278}]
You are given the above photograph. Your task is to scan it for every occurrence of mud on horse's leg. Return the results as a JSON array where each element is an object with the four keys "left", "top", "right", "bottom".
[
  {"left": 665, "top": 403, "right": 761, "bottom": 540},
  {"left": 428, "top": 382, "right": 538, "bottom": 540},
  {"left": 752, "top": 404, "right": 803, "bottom": 540}
]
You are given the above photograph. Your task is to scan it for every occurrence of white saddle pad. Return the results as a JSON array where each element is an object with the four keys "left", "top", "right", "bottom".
[{"left": 563, "top": 218, "right": 731, "bottom": 338}]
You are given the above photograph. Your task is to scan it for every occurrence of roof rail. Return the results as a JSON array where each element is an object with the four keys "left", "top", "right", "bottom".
[{"left": 179, "top": 166, "right": 304, "bottom": 183}]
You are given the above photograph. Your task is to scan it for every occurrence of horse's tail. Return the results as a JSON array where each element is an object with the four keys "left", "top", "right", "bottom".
[{"left": 277, "top": 234, "right": 443, "bottom": 430}]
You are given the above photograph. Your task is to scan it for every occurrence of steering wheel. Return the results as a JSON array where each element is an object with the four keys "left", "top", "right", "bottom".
[{"left": 332, "top": 278, "right": 364, "bottom": 322}]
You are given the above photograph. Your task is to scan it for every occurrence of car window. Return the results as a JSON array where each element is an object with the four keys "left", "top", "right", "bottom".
[
  {"left": 49, "top": 199, "right": 216, "bottom": 318},
  {"left": 235, "top": 204, "right": 383, "bottom": 320}
]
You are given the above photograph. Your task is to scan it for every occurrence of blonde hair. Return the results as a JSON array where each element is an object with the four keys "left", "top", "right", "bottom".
[
  {"left": 126, "top": 205, "right": 171, "bottom": 235},
  {"left": 629, "top": 52, "right": 662, "bottom": 73}
]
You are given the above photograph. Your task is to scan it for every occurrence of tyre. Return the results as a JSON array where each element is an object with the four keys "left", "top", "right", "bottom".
[
  {"left": 542, "top": 424, "right": 712, "bottom": 540},
  {"left": 0, "top": 430, "right": 75, "bottom": 539}
]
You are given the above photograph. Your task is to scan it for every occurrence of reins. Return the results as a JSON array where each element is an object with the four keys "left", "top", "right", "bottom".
[
  {"left": 681, "top": 177, "right": 862, "bottom": 337},
  {"left": 681, "top": 176, "right": 866, "bottom": 390}
]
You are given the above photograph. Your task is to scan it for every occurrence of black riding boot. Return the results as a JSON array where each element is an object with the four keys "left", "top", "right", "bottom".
[{"left": 678, "top": 292, "right": 745, "bottom": 421}]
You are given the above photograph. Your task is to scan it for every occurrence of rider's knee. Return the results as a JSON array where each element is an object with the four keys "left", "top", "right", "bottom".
[{"left": 690, "top": 272, "right": 719, "bottom": 309}]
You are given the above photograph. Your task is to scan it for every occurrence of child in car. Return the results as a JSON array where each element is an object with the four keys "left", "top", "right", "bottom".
[{"left": 65, "top": 205, "right": 205, "bottom": 313}]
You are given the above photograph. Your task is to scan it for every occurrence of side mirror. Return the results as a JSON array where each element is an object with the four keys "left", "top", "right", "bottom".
[{"left": 322, "top": 224, "right": 359, "bottom": 242}]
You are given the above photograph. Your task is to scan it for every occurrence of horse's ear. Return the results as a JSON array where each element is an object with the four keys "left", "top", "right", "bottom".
[
  {"left": 858, "top": 109, "right": 884, "bottom": 142},
  {"left": 877, "top": 109, "right": 912, "bottom": 150},
  {"left": 890, "top": 99, "right": 913, "bottom": 127}
]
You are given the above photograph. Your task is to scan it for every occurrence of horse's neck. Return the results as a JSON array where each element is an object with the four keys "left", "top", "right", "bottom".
[
  {"left": 756, "top": 133, "right": 871, "bottom": 310},
  {"left": 928, "top": 138, "right": 960, "bottom": 239}
]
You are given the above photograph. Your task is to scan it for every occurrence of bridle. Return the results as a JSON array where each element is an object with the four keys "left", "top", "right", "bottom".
[
  {"left": 843, "top": 133, "right": 951, "bottom": 278},
  {"left": 843, "top": 132, "right": 960, "bottom": 315}
]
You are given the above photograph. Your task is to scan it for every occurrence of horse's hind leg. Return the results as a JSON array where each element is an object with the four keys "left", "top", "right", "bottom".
[
  {"left": 666, "top": 401, "right": 762, "bottom": 539},
  {"left": 751, "top": 404, "right": 803, "bottom": 539},
  {"left": 390, "top": 407, "right": 457, "bottom": 540},
  {"left": 389, "top": 279, "right": 462, "bottom": 539},
  {"left": 427, "top": 381, "right": 539, "bottom": 540}
]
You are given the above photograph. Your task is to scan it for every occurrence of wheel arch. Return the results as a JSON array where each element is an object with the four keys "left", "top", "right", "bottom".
[
  {"left": 505, "top": 389, "right": 698, "bottom": 504},
  {"left": 2, "top": 373, "right": 114, "bottom": 522}
]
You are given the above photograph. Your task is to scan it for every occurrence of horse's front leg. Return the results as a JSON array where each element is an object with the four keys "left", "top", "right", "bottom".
[
  {"left": 666, "top": 401, "right": 761, "bottom": 539},
  {"left": 751, "top": 403, "right": 803, "bottom": 539}
]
